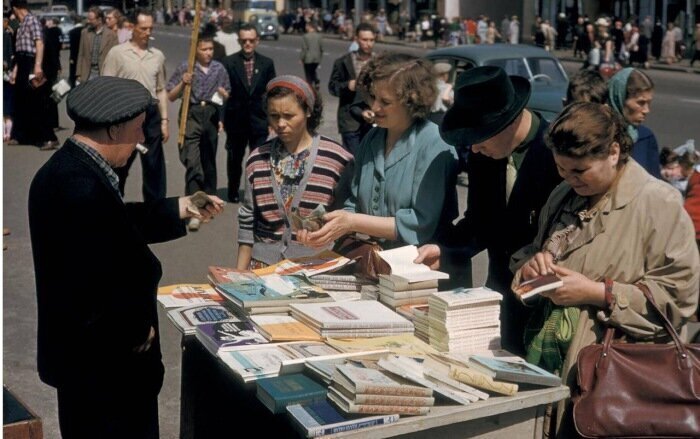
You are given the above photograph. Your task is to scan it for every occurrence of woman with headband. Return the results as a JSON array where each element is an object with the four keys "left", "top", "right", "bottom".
[
  {"left": 299, "top": 53, "right": 458, "bottom": 250},
  {"left": 236, "top": 75, "right": 354, "bottom": 269}
]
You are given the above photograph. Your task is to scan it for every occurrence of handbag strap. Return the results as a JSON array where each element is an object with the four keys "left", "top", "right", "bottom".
[{"left": 602, "top": 283, "right": 692, "bottom": 368}]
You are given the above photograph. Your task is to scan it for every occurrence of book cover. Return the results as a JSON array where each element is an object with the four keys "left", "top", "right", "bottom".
[
  {"left": 166, "top": 304, "right": 240, "bottom": 334},
  {"left": 255, "top": 373, "right": 327, "bottom": 414},
  {"left": 429, "top": 287, "right": 503, "bottom": 309},
  {"left": 195, "top": 321, "right": 268, "bottom": 355},
  {"left": 328, "top": 387, "right": 430, "bottom": 416},
  {"left": 378, "top": 293, "right": 431, "bottom": 308},
  {"left": 468, "top": 355, "right": 562, "bottom": 387},
  {"left": 332, "top": 384, "right": 435, "bottom": 407},
  {"left": 514, "top": 274, "right": 563, "bottom": 301},
  {"left": 448, "top": 365, "right": 519, "bottom": 396},
  {"left": 332, "top": 364, "right": 432, "bottom": 397},
  {"left": 282, "top": 350, "right": 390, "bottom": 376},
  {"left": 208, "top": 266, "right": 260, "bottom": 285},
  {"left": 218, "top": 345, "right": 299, "bottom": 383},
  {"left": 290, "top": 300, "right": 413, "bottom": 330},
  {"left": 286, "top": 400, "right": 400, "bottom": 438},
  {"left": 218, "top": 274, "right": 332, "bottom": 309},
  {"left": 250, "top": 315, "right": 322, "bottom": 342},
  {"left": 378, "top": 274, "right": 439, "bottom": 291},
  {"left": 376, "top": 245, "right": 449, "bottom": 283},
  {"left": 278, "top": 341, "right": 342, "bottom": 360},
  {"left": 377, "top": 285, "right": 437, "bottom": 299},
  {"left": 157, "top": 284, "right": 223, "bottom": 308},
  {"left": 273, "top": 250, "right": 353, "bottom": 277}
]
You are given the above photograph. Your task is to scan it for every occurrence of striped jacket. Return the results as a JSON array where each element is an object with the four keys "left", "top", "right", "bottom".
[{"left": 238, "top": 136, "right": 354, "bottom": 259}]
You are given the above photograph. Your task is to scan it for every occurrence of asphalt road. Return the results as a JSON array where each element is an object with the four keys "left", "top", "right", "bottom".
[{"left": 3, "top": 29, "right": 699, "bottom": 438}]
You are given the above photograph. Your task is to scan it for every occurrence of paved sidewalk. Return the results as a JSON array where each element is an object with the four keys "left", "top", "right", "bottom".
[{"left": 288, "top": 30, "right": 700, "bottom": 75}]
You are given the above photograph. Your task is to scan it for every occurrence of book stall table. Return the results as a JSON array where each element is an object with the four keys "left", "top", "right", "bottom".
[{"left": 178, "top": 334, "right": 570, "bottom": 439}]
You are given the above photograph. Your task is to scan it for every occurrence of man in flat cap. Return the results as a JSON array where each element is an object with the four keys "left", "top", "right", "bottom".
[
  {"left": 415, "top": 66, "right": 561, "bottom": 355},
  {"left": 28, "top": 76, "right": 223, "bottom": 438}
]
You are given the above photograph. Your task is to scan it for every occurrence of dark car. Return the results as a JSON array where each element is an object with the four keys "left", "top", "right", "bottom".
[
  {"left": 425, "top": 44, "right": 569, "bottom": 121},
  {"left": 36, "top": 12, "right": 75, "bottom": 48}
]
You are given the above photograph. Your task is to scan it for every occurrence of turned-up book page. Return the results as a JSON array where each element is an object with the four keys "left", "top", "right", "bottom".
[{"left": 377, "top": 245, "right": 449, "bottom": 283}]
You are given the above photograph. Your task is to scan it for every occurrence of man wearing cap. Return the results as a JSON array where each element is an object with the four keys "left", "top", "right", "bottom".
[
  {"left": 415, "top": 66, "right": 561, "bottom": 355},
  {"left": 28, "top": 76, "right": 224, "bottom": 438},
  {"left": 102, "top": 8, "right": 169, "bottom": 203}
]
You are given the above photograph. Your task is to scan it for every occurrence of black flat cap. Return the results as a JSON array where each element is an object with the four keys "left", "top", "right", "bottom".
[{"left": 67, "top": 76, "right": 154, "bottom": 128}]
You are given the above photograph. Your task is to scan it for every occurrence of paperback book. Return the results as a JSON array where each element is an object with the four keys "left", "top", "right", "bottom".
[
  {"left": 218, "top": 344, "right": 300, "bottom": 383},
  {"left": 332, "top": 363, "right": 432, "bottom": 397},
  {"left": 467, "top": 355, "right": 562, "bottom": 387},
  {"left": 250, "top": 315, "right": 322, "bottom": 342},
  {"left": 166, "top": 304, "right": 240, "bottom": 335},
  {"left": 157, "top": 284, "right": 223, "bottom": 308},
  {"left": 195, "top": 320, "right": 268, "bottom": 355},
  {"left": 290, "top": 300, "right": 414, "bottom": 331},
  {"left": 256, "top": 373, "right": 327, "bottom": 414},
  {"left": 286, "top": 400, "right": 400, "bottom": 438},
  {"left": 377, "top": 245, "right": 449, "bottom": 283},
  {"left": 327, "top": 387, "right": 431, "bottom": 416},
  {"left": 378, "top": 274, "right": 439, "bottom": 291},
  {"left": 513, "top": 274, "right": 563, "bottom": 302}
]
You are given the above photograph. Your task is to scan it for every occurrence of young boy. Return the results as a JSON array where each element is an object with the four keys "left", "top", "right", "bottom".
[{"left": 167, "top": 34, "right": 230, "bottom": 230}]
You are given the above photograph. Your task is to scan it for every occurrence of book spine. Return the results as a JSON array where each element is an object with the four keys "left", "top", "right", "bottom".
[
  {"left": 354, "top": 383, "right": 432, "bottom": 397},
  {"left": 348, "top": 403, "right": 429, "bottom": 416},
  {"left": 309, "top": 414, "right": 400, "bottom": 437},
  {"left": 353, "top": 393, "right": 434, "bottom": 407},
  {"left": 448, "top": 365, "right": 518, "bottom": 396}
]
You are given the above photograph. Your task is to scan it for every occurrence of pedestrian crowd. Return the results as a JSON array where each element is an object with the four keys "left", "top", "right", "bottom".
[{"left": 5, "top": 2, "right": 698, "bottom": 438}]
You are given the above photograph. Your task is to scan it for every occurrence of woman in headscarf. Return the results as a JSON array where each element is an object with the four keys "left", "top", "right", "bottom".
[{"left": 608, "top": 67, "right": 661, "bottom": 178}]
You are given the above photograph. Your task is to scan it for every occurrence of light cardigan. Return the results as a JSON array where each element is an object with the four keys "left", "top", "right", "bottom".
[
  {"left": 238, "top": 135, "right": 353, "bottom": 264},
  {"left": 345, "top": 119, "right": 458, "bottom": 248}
]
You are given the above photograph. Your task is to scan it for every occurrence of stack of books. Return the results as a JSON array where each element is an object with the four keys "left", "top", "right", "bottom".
[
  {"left": 290, "top": 300, "right": 414, "bottom": 338},
  {"left": 286, "top": 400, "right": 400, "bottom": 438},
  {"left": 250, "top": 314, "right": 322, "bottom": 342},
  {"left": 195, "top": 320, "right": 269, "bottom": 356},
  {"left": 208, "top": 266, "right": 334, "bottom": 315},
  {"left": 395, "top": 304, "right": 430, "bottom": 342},
  {"left": 256, "top": 373, "right": 327, "bottom": 414},
  {"left": 328, "top": 363, "right": 434, "bottom": 416},
  {"left": 166, "top": 303, "right": 240, "bottom": 335},
  {"left": 377, "top": 274, "right": 438, "bottom": 309},
  {"left": 428, "top": 287, "right": 502, "bottom": 353},
  {"left": 308, "top": 274, "right": 374, "bottom": 293}
]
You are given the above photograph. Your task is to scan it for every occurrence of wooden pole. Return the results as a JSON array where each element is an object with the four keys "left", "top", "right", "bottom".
[{"left": 177, "top": 0, "right": 202, "bottom": 149}]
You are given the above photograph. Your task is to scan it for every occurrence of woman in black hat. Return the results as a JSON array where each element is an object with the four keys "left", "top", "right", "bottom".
[{"left": 299, "top": 53, "right": 458, "bottom": 250}]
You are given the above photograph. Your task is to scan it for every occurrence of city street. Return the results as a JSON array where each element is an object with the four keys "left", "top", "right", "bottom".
[{"left": 3, "top": 28, "right": 700, "bottom": 438}]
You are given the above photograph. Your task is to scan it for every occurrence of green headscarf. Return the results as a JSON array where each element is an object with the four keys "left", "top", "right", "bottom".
[{"left": 608, "top": 67, "right": 638, "bottom": 143}]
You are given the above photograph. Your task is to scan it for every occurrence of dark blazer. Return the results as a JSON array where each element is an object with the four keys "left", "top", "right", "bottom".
[
  {"left": 28, "top": 140, "right": 186, "bottom": 391},
  {"left": 221, "top": 51, "right": 276, "bottom": 136},
  {"left": 42, "top": 26, "right": 63, "bottom": 82},
  {"left": 328, "top": 52, "right": 365, "bottom": 134},
  {"left": 444, "top": 116, "right": 561, "bottom": 292}
]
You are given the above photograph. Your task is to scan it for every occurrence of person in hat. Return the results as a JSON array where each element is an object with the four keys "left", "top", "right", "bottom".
[
  {"left": 415, "top": 65, "right": 562, "bottom": 355},
  {"left": 28, "top": 76, "right": 224, "bottom": 438}
]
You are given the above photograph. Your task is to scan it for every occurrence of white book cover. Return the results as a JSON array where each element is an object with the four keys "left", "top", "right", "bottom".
[
  {"left": 430, "top": 287, "right": 502, "bottom": 309},
  {"left": 377, "top": 245, "right": 449, "bottom": 282},
  {"left": 218, "top": 344, "right": 298, "bottom": 383},
  {"left": 290, "top": 300, "right": 413, "bottom": 330},
  {"left": 157, "top": 284, "right": 224, "bottom": 308}
]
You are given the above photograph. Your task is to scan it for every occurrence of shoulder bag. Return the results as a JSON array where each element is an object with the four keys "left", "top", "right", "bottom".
[
  {"left": 333, "top": 235, "right": 389, "bottom": 282},
  {"left": 572, "top": 283, "right": 700, "bottom": 438}
]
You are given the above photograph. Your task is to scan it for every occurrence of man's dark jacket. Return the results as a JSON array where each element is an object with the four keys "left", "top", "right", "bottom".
[
  {"left": 221, "top": 51, "right": 276, "bottom": 136},
  {"left": 442, "top": 117, "right": 562, "bottom": 354},
  {"left": 328, "top": 52, "right": 364, "bottom": 134},
  {"left": 29, "top": 140, "right": 186, "bottom": 391}
]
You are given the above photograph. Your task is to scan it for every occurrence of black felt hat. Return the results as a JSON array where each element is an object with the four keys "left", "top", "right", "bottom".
[
  {"left": 440, "top": 66, "right": 531, "bottom": 146},
  {"left": 67, "top": 76, "right": 155, "bottom": 128}
]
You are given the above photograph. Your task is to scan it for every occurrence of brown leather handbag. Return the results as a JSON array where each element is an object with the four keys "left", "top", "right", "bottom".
[
  {"left": 333, "top": 235, "right": 389, "bottom": 282},
  {"left": 572, "top": 284, "right": 700, "bottom": 438}
]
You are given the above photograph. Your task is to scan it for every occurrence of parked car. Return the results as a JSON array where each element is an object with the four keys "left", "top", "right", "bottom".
[
  {"left": 250, "top": 11, "right": 279, "bottom": 40},
  {"left": 36, "top": 11, "right": 75, "bottom": 48},
  {"left": 425, "top": 44, "right": 569, "bottom": 121}
]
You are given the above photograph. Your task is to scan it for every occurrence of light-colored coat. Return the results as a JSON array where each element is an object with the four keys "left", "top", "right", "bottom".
[
  {"left": 76, "top": 26, "right": 118, "bottom": 82},
  {"left": 511, "top": 160, "right": 699, "bottom": 436}
]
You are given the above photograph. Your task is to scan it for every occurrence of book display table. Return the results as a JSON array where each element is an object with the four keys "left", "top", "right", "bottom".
[
  {"left": 3, "top": 386, "right": 43, "bottom": 439},
  {"left": 178, "top": 335, "right": 570, "bottom": 439}
]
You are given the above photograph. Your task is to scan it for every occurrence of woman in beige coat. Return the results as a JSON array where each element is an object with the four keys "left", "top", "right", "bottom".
[{"left": 510, "top": 102, "right": 699, "bottom": 438}]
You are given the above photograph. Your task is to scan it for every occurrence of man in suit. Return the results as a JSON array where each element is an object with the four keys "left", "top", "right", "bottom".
[
  {"left": 75, "top": 6, "right": 118, "bottom": 83},
  {"left": 415, "top": 66, "right": 562, "bottom": 355},
  {"left": 328, "top": 22, "right": 376, "bottom": 154},
  {"left": 67, "top": 14, "right": 83, "bottom": 87},
  {"left": 28, "top": 76, "right": 223, "bottom": 438},
  {"left": 222, "top": 22, "right": 276, "bottom": 203}
]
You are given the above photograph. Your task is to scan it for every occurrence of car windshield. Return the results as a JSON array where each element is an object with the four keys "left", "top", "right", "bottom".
[{"left": 483, "top": 57, "right": 566, "bottom": 84}]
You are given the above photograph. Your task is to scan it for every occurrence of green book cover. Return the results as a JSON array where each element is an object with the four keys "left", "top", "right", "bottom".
[{"left": 256, "top": 373, "right": 327, "bottom": 414}]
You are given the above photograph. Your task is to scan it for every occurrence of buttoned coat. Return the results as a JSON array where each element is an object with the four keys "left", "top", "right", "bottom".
[
  {"left": 221, "top": 51, "right": 276, "bottom": 136},
  {"left": 28, "top": 140, "right": 187, "bottom": 391},
  {"left": 511, "top": 160, "right": 700, "bottom": 436},
  {"left": 75, "top": 26, "right": 118, "bottom": 82}
]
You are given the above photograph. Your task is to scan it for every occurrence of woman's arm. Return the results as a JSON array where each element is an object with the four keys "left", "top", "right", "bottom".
[{"left": 236, "top": 244, "right": 252, "bottom": 270}]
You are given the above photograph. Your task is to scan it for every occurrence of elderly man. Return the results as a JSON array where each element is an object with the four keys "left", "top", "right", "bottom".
[
  {"left": 28, "top": 76, "right": 223, "bottom": 438},
  {"left": 103, "top": 8, "right": 169, "bottom": 202},
  {"left": 416, "top": 66, "right": 562, "bottom": 355},
  {"left": 75, "top": 6, "right": 118, "bottom": 83}
]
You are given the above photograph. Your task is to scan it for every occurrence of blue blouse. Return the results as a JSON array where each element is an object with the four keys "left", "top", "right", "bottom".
[{"left": 345, "top": 119, "right": 458, "bottom": 248}]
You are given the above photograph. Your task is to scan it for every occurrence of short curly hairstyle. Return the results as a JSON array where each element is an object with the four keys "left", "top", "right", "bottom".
[
  {"left": 546, "top": 102, "right": 632, "bottom": 164},
  {"left": 357, "top": 53, "right": 437, "bottom": 120},
  {"left": 264, "top": 86, "right": 323, "bottom": 135}
]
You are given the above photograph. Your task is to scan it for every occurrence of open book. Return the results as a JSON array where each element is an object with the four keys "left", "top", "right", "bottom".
[
  {"left": 377, "top": 245, "right": 449, "bottom": 283},
  {"left": 514, "top": 274, "right": 563, "bottom": 301}
]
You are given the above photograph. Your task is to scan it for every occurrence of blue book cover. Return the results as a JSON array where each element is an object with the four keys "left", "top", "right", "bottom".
[
  {"left": 469, "top": 355, "right": 562, "bottom": 387},
  {"left": 216, "top": 275, "right": 329, "bottom": 309},
  {"left": 195, "top": 321, "right": 268, "bottom": 355},
  {"left": 256, "top": 373, "right": 327, "bottom": 414},
  {"left": 286, "top": 400, "right": 400, "bottom": 437}
]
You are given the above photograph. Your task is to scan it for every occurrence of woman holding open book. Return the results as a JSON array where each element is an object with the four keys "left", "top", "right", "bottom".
[
  {"left": 236, "top": 75, "right": 354, "bottom": 269},
  {"left": 509, "top": 102, "right": 699, "bottom": 437},
  {"left": 298, "top": 53, "right": 458, "bottom": 249}
]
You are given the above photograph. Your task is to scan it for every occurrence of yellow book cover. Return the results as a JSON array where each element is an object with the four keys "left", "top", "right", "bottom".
[{"left": 250, "top": 315, "right": 322, "bottom": 341}]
